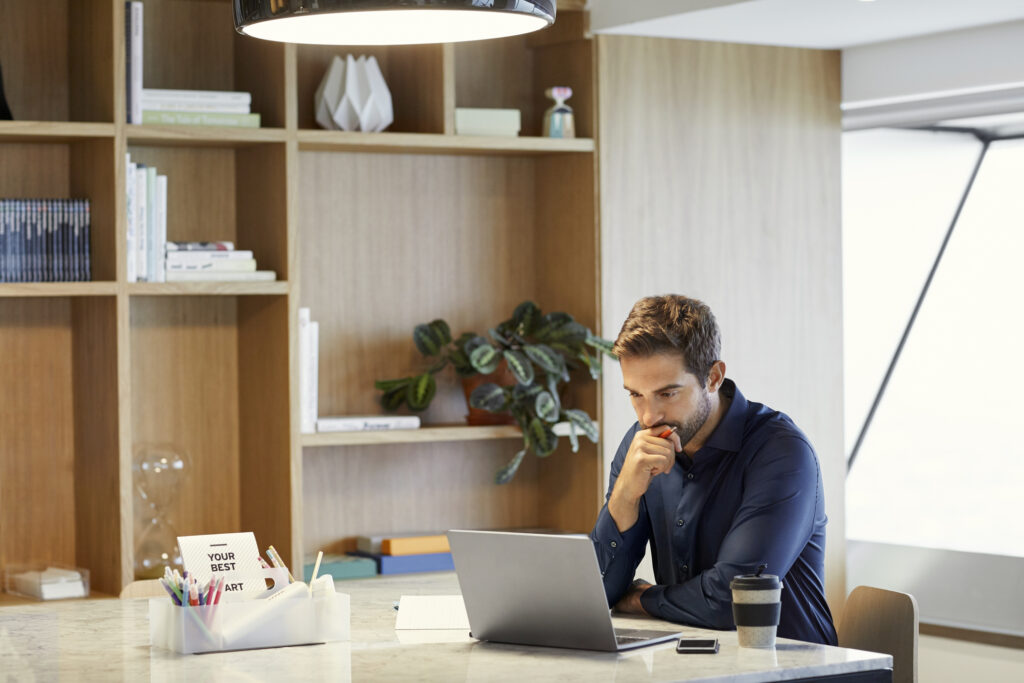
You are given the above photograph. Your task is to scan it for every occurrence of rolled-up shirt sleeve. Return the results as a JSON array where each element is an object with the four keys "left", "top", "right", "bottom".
[
  {"left": 639, "top": 436, "right": 820, "bottom": 629},
  {"left": 590, "top": 425, "right": 650, "bottom": 607}
]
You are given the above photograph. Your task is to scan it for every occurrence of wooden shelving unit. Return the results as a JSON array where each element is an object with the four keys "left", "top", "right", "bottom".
[{"left": 0, "top": 0, "right": 601, "bottom": 595}]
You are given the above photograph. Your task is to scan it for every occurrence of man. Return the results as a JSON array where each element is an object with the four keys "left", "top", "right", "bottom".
[{"left": 590, "top": 295, "right": 837, "bottom": 645}]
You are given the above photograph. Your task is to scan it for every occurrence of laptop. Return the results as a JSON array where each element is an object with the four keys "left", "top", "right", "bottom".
[{"left": 447, "top": 529, "right": 681, "bottom": 652}]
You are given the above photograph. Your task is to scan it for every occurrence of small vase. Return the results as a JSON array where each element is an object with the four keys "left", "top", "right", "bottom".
[{"left": 461, "top": 361, "right": 518, "bottom": 426}]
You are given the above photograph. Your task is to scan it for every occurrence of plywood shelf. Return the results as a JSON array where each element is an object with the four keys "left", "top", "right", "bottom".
[
  {"left": 125, "top": 281, "right": 289, "bottom": 296},
  {"left": 302, "top": 424, "right": 523, "bottom": 448},
  {"left": 126, "top": 126, "right": 288, "bottom": 148},
  {"left": 0, "top": 283, "right": 119, "bottom": 298},
  {"left": 0, "top": 122, "right": 116, "bottom": 143},
  {"left": 296, "top": 130, "right": 595, "bottom": 156}
]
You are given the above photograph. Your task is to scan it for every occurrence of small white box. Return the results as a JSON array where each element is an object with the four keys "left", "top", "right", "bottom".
[
  {"left": 455, "top": 108, "right": 521, "bottom": 137},
  {"left": 4, "top": 565, "right": 89, "bottom": 600}
]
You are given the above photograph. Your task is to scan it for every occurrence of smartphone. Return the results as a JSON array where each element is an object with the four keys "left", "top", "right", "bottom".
[{"left": 675, "top": 637, "right": 719, "bottom": 654}]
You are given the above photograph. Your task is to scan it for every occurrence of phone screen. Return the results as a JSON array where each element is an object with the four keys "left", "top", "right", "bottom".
[{"left": 675, "top": 637, "right": 719, "bottom": 654}]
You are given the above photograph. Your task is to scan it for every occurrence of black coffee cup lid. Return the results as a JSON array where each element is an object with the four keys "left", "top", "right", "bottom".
[{"left": 731, "top": 574, "right": 782, "bottom": 590}]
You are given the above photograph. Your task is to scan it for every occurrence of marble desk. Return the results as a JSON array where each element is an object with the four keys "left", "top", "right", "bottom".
[{"left": 0, "top": 572, "right": 891, "bottom": 682}]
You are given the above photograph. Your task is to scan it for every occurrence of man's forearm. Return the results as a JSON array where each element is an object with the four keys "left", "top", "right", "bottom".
[{"left": 608, "top": 488, "right": 641, "bottom": 533}]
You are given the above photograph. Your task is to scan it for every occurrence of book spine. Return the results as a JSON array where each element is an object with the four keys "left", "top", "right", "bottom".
[
  {"left": 126, "top": 156, "right": 136, "bottom": 282},
  {"left": 164, "top": 270, "right": 274, "bottom": 282},
  {"left": 377, "top": 553, "right": 454, "bottom": 575},
  {"left": 146, "top": 166, "right": 157, "bottom": 282},
  {"left": 166, "top": 249, "right": 253, "bottom": 262},
  {"left": 154, "top": 174, "right": 167, "bottom": 282},
  {"left": 310, "top": 320, "right": 320, "bottom": 431},
  {"left": 299, "top": 308, "right": 314, "bottom": 434},
  {"left": 141, "top": 111, "right": 260, "bottom": 128},
  {"left": 166, "top": 241, "right": 234, "bottom": 251},
  {"left": 83, "top": 199, "right": 91, "bottom": 281},
  {"left": 0, "top": 201, "right": 6, "bottom": 283},
  {"left": 124, "top": 2, "right": 131, "bottom": 123},
  {"left": 381, "top": 536, "right": 451, "bottom": 556},
  {"left": 166, "top": 258, "right": 256, "bottom": 272},
  {"left": 130, "top": 2, "right": 143, "bottom": 125},
  {"left": 141, "top": 88, "right": 252, "bottom": 105},
  {"left": 315, "top": 416, "right": 422, "bottom": 432},
  {"left": 134, "top": 166, "right": 148, "bottom": 281},
  {"left": 139, "top": 101, "right": 251, "bottom": 114}
]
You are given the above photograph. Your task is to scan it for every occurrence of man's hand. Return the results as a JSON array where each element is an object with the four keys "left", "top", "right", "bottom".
[
  {"left": 608, "top": 426, "right": 682, "bottom": 532},
  {"left": 614, "top": 579, "right": 653, "bottom": 615}
]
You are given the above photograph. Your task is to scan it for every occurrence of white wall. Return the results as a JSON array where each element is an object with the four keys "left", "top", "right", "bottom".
[{"left": 920, "top": 636, "right": 1024, "bottom": 683}]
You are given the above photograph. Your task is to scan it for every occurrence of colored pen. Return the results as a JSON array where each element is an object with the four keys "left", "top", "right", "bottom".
[
  {"left": 160, "top": 578, "right": 182, "bottom": 606},
  {"left": 189, "top": 576, "right": 199, "bottom": 606},
  {"left": 267, "top": 545, "right": 296, "bottom": 583},
  {"left": 213, "top": 575, "right": 225, "bottom": 605},
  {"left": 657, "top": 425, "right": 678, "bottom": 439},
  {"left": 207, "top": 576, "right": 216, "bottom": 605}
]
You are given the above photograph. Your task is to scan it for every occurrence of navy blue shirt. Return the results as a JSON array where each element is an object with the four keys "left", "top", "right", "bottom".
[{"left": 591, "top": 379, "right": 837, "bottom": 645}]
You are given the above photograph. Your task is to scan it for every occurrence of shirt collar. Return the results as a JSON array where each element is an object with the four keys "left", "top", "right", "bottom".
[{"left": 702, "top": 378, "right": 746, "bottom": 453}]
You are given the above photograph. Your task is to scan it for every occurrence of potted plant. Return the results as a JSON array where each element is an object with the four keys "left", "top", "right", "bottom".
[{"left": 375, "top": 301, "right": 615, "bottom": 483}]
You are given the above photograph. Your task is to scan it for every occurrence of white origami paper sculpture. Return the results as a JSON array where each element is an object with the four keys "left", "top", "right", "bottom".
[{"left": 314, "top": 55, "right": 394, "bottom": 132}]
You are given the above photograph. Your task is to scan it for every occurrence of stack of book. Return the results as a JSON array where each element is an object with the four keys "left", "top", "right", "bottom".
[
  {"left": 165, "top": 242, "right": 276, "bottom": 283},
  {"left": 0, "top": 199, "right": 91, "bottom": 282},
  {"left": 124, "top": 2, "right": 258, "bottom": 128},
  {"left": 125, "top": 153, "right": 167, "bottom": 282},
  {"left": 302, "top": 554, "right": 376, "bottom": 582},
  {"left": 349, "top": 533, "right": 453, "bottom": 575}
]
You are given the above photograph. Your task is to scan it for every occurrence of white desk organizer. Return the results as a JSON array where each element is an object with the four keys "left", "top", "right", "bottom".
[{"left": 149, "top": 570, "right": 350, "bottom": 654}]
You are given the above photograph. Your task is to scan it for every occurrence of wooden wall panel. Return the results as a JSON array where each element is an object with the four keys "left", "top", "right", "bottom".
[
  {"left": 0, "top": 299, "right": 76, "bottom": 568},
  {"left": 0, "top": 0, "right": 69, "bottom": 121},
  {"left": 143, "top": 0, "right": 235, "bottom": 92},
  {"left": 597, "top": 36, "right": 846, "bottom": 607},
  {"left": 129, "top": 297, "right": 241, "bottom": 538}
]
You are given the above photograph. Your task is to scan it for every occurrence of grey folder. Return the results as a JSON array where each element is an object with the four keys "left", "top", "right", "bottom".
[{"left": 448, "top": 529, "right": 681, "bottom": 652}]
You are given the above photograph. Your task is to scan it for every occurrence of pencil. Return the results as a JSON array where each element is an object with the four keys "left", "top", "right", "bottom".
[
  {"left": 657, "top": 425, "right": 678, "bottom": 439},
  {"left": 308, "top": 550, "right": 324, "bottom": 596},
  {"left": 267, "top": 545, "right": 296, "bottom": 583}
]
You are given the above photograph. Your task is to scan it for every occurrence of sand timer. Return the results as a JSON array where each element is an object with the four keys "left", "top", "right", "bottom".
[{"left": 133, "top": 444, "right": 190, "bottom": 579}]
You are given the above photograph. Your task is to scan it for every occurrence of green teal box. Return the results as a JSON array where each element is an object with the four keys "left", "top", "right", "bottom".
[{"left": 304, "top": 554, "right": 377, "bottom": 581}]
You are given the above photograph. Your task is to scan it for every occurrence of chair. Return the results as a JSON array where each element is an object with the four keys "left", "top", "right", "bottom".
[
  {"left": 119, "top": 579, "right": 165, "bottom": 599},
  {"left": 838, "top": 585, "right": 919, "bottom": 683}
]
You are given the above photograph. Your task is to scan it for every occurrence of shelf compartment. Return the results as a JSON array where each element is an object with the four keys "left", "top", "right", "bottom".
[
  {"left": 140, "top": 0, "right": 287, "bottom": 129},
  {"left": 296, "top": 130, "right": 594, "bottom": 156},
  {"left": 0, "top": 1, "right": 114, "bottom": 123},
  {"left": 296, "top": 44, "right": 447, "bottom": 134},
  {"left": 302, "top": 424, "right": 522, "bottom": 448},
  {"left": 126, "top": 126, "right": 288, "bottom": 148},
  {"left": 125, "top": 142, "right": 289, "bottom": 280},
  {"left": 0, "top": 296, "right": 121, "bottom": 594},
  {"left": 0, "top": 138, "right": 118, "bottom": 282},
  {"left": 129, "top": 294, "right": 293, "bottom": 568}
]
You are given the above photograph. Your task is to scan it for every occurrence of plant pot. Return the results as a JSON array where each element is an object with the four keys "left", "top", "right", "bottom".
[{"left": 461, "top": 361, "right": 518, "bottom": 426}]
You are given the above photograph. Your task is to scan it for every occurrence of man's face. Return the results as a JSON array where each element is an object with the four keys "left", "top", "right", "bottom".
[{"left": 621, "top": 352, "right": 711, "bottom": 450}]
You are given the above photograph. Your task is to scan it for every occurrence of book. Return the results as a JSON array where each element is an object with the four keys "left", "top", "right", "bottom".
[
  {"left": 139, "top": 101, "right": 250, "bottom": 114},
  {"left": 348, "top": 551, "right": 454, "bottom": 575},
  {"left": 134, "top": 165, "right": 148, "bottom": 281},
  {"left": 298, "top": 308, "right": 315, "bottom": 434},
  {"left": 141, "top": 111, "right": 260, "bottom": 128},
  {"left": 125, "top": 154, "right": 136, "bottom": 281},
  {"left": 166, "top": 240, "right": 234, "bottom": 251},
  {"left": 356, "top": 531, "right": 444, "bottom": 555},
  {"left": 166, "top": 258, "right": 257, "bottom": 272},
  {"left": 455, "top": 108, "right": 521, "bottom": 137},
  {"left": 310, "top": 320, "right": 320, "bottom": 435},
  {"left": 381, "top": 535, "right": 450, "bottom": 556},
  {"left": 166, "top": 249, "right": 253, "bottom": 263},
  {"left": 154, "top": 174, "right": 167, "bottom": 282},
  {"left": 302, "top": 554, "right": 377, "bottom": 581},
  {"left": 126, "top": 2, "right": 143, "bottom": 124},
  {"left": 141, "top": 88, "right": 252, "bottom": 106},
  {"left": 316, "top": 415, "right": 422, "bottom": 432},
  {"left": 164, "top": 270, "right": 276, "bottom": 282}
]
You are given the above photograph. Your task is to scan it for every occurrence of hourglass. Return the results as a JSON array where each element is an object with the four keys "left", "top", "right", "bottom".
[{"left": 133, "top": 444, "right": 190, "bottom": 579}]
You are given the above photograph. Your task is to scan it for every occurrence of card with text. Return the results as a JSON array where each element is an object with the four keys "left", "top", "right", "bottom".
[{"left": 178, "top": 532, "right": 266, "bottom": 600}]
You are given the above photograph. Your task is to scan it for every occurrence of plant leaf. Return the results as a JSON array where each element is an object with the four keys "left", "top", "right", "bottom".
[
  {"left": 503, "top": 349, "right": 534, "bottom": 385},
  {"left": 382, "top": 386, "right": 407, "bottom": 411},
  {"left": 546, "top": 375, "right": 561, "bottom": 414},
  {"left": 495, "top": 449, "right": 527, "bottom": 485},
  {"left": 374, "top": 377, "right": 411, "bottom": 392},
  {"left": 534, "top": 311, "right": 574, "bottom": 340},
  {"left": 567, "top": 420, "right": 579, "bottom": 453},
  {"left": 413, "top": 323, "right": 442, "bottom": 357},
  {"left": 585, "top": 333, "right": 616, "bottom": 357},
  {"left": 512, "top": 301, "right": 541, "bottom": 336},
  {"left": 563, "top": 408, "right": 598, "bottom": 442},
  {"left": 528, "top": 418, "right": 559, "bottom": 457},
  {"left": 548, "top": 320, "right": 588, "bottom": 344},
  {"left": 489, "top": 327, "right": 510, "bottom": 347},
  {"left": 429, "top": 319, "right": 452, "bottom": 345},
  {"left": 469, "top": 382, "right": 508, "bottom": 412},
  {"left": 405, "top": 373, "right": 437, "bottom": 411},
  {"left": 534, "top": 390, "right": 558, "bottom": 422},
  {"left": 469, "top": 342, "right": 500, "bottom": 374},
  {"left": 523, "top": 343, "right": 564, "bottom": 375}
]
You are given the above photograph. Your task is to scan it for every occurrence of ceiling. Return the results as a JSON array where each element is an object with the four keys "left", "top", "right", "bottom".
[{"left": 588, "top": 0, "right": 1024, "bottom": 49}]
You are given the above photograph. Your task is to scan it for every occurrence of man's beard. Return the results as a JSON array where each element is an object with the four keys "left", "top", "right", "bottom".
[{"left": 668, "top": 389, "right": 712, "bottom": 449}]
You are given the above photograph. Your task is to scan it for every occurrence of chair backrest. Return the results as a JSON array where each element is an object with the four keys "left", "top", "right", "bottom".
[
  {"left": 838, "top": 585, "right": 919, "bottom": 683},
  {"left": 119, "top": 579, "right": 165, "bottom": 599}
]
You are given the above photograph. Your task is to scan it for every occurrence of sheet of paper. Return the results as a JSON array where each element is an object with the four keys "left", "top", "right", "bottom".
[
  {"left": 178, "top": 532, "right": 266, "bottom": 600},
  {"left": 394, "top": 595, "right": 470, "bottom": 630}
]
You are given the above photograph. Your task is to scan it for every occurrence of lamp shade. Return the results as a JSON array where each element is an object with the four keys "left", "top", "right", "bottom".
[{"left": 233, "top": 1, "right": 556, "bottom": 46}]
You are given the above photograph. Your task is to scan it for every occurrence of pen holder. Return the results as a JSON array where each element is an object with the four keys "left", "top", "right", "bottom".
[{"left": 149, "top": 591, "right": 350, "bottom": 654}]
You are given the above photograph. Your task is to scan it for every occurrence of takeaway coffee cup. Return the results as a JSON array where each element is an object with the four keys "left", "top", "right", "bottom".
[{"left": 731, "top": 570, "right": 783, "bottom": 648}]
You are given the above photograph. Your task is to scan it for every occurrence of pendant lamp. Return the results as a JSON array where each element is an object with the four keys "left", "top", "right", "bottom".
[{"left": 233, "top": 1, "right": 556, "bottom": 46}]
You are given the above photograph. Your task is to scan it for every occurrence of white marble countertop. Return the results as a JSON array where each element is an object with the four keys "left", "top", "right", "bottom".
[{"left": 0, "top": 572, "right": 890, "bottom": 682}]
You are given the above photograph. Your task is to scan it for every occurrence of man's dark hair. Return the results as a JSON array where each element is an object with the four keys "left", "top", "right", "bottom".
[{"left": 613, "top": 295, "right": 721, "bottom": 386}]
